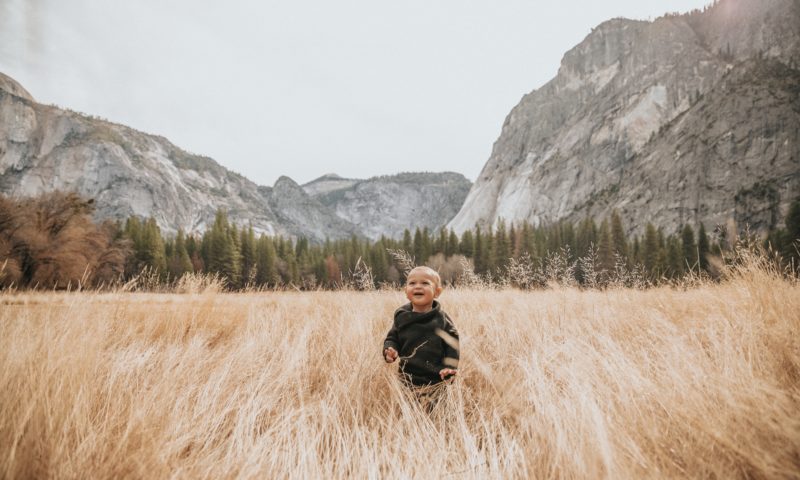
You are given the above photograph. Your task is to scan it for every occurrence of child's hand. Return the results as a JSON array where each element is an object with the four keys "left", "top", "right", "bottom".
[
  {"left": 384, "top": 347, "right": 398, "bottom": 363},
  {"left": 439, "top": 368, "right": 457, "bottom": 380}
]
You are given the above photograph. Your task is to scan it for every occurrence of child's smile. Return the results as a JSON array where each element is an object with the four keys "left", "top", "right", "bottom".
[{"left": 405, "top": 268, "right": 442, "bottom": 312}]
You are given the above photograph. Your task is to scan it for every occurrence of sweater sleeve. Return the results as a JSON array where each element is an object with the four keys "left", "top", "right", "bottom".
[
  {"left": 439, "top": 313, "right": 460, "bottom": 370},
  {"left": 383, "top": 321, "right": 400, "bottom": 355}
]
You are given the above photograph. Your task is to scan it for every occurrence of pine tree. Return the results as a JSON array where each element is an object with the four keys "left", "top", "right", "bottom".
[
  {"left": 436, "top": 228, "right": 447, "bottom": 255},
  {"left": 473, "top": 225, "right": 485, "bottom": 274},
  {"left": 493, "top": 219, "right": 509, "bottom": 271},
  {"left": 186, "top": 234, "right": 204, "bottom": 272},
  {"left": 370, "top": 239, "right": 389, "bottom": 284},
  {"left": 546, "top": 222, "right": 562, "bottom": 254},
  {"left": 597, "top": 219, "right": 614, "bottom": 273},
  {"left": 207, "top": 209, "right": 240, "bottom": 287},
  {"left": 787, "top": 199, "right": 800, "bottom": 242},
  {"left": 240, "top": 226, "right": 257, "bottom": 285},
  {"left": 310, "top": 254, "right": 328, "bottom": 287},
  {"left": 255, "top": 235, "right": 278, "bottom": 287},
  {"left": 654, "top": 228, "right": 668, "bottom": 277},
  {"left": 295, "top": 236, "right": 309, "bottom": 259},
  {"left": 413, "top": 228, "right": 423, "bottom": 265},
  {"left": 520, "top": 222, "right": 534, "bottom": 257},
  {"left": 168, "top": 229, "right": 193, "bottom": 278},
  {"left": 446, "top": 230, "right": 459, "bottom": 257},
  {"left": 643, "top": 223, "right": 659, "bottom": 276},
  {"left": 632, "top": 237, "right": 642, "bottom": 265},
  {"left": 573, "top": 220, "right": 594, "bottom": 285},
  {"left": 284, "top": 250, "right": 299, "bottom": 286},
  {"left": 697, "top": 223, "right": 710, "bottom": 272},
  {"left": 509, "top": 223, "right": 518, "bottom": 258},
  {"left": 681, "top": 224, "right": 698, "bottom": 272},
  {"left": 134, "top": 217, "right": 167, "bottom": 277},
  {"left": 560, "top": 222, "right": 576, "bottom": 258},
  {"left": 164, "top": 238, "right": 173, "bottom": 261},
  {"left": 533, "top": 227, "right": 547, "bottom": 264},
  {"left": 123, "top": 216, "right": 143, "bottom": 276},
  {"left": 185, "top": 234, "right": 197, "bottom": 259},
  {"left": 610, "top": 211, "right": 628, "bottom": 262},
  {"left": 421, "top": 227, "right": 432, "bottom": 263},
  {"left": 459, "top": 229, "right": 474, "bottom": 257},
  {"left": 484, "top": 226, "right": 495, "bottom": 274},
  {"left": 199, "top": 231, "right": 211, "bottom": 272},
  {"left": 665, "top": 236, "right": 684, "bottom": 278},
  {"left": 785, "top": 198, "right": 800, "bottom": 267},
  {"left": 402, "top": 229, "right": 412, "bottom": 254}
]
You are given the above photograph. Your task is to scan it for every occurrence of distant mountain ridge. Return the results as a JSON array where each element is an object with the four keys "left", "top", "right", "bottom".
[
  {"left": 0, "top": 75, "right": 470, "bottom": 241},
  {"left": 303, "top": 171, "right": 472, "bottom": 240},
  {"left": 4, "top": 0, "right": 797, "bottom": 242},
  {"left": 448, "top": 0, "right": 800, "bottom": 235}
]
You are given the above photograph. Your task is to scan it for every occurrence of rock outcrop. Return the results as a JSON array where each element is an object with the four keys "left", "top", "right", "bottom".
[
  {"left": 303, "top": 172, "right": 472, "bottom": 240},
  {"left": 260, "top": 176, "right": 361, "bottom": 241},
  {"left": 448, "top": 0, "right": 800, "bottom": 235},
  {"left": 0, "top": 84, "right": 286, "bottom": 237},
  {"left": 0, "top": 73, "right": 34, "bottom": 102},
  {"left": 0, "top": 78, "right": 468, "bottom": 241}
]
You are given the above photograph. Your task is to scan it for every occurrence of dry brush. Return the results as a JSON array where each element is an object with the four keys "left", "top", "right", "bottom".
[{"left": 1, "top": 262, "right": 798, "bottom": 478}]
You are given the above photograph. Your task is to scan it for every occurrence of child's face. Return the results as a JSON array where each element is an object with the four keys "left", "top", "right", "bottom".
[{"left": 405, "top": 268, "right": 442, "bottom": 312}]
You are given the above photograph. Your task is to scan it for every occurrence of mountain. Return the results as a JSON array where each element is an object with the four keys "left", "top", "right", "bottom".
[
  {"left": 260, "top": 176, "right": 361, "bottom": 241},
  {"left": 0, "top": 75, "right": 282, "bottom": 237},
  {"left": 0, "top": 75, "right": 467, "bottom": 241},
  {"left": 301, "top": 173, "right": 360, "bottom": 197},
  {"left": 303, "top": 171, "right": 472, "bottom": 240},
  {"left": 448, "top": 0, "right": 800, "bottom": 236}
]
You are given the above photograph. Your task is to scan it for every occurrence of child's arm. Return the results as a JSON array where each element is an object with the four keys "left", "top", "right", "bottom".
[{"left": 383, "top": 323, "right": 400, "bottom": 363}]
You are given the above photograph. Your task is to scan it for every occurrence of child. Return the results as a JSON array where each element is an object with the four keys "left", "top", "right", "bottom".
[{"left": 383, "top": 266, "right": 459, "bottom": 387}]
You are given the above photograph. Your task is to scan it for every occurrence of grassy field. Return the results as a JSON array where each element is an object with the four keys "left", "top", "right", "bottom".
[{"left": 1, "top": 264, "right": 799, "bottom": 479}]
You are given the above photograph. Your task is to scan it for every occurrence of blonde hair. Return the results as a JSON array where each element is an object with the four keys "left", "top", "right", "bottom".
[{"left": 407, "top": 266, "right": 442, "bottom": 288}]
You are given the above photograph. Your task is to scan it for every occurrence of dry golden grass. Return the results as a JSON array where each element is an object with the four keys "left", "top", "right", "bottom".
[{"left": 1, "top": 264, "right": 799, "bottom": 479}]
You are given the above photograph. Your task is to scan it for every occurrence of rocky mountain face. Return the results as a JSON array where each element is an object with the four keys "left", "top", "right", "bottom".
[
  {"left": 303, "top": 172, "right": 472, "bottom": 240},
  {"left": 260, "top": 176, "right": 361, "bottom": 241},
  {"left": 0, "top": 75, "right": 469, "bottom": 241},
  {"left": 448, "top": 0, "right": 800, "bottom": 236}
]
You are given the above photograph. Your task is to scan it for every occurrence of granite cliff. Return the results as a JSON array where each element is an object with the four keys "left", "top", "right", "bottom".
[
  {"left": 303, "top": 172, "right": 471, "bottom": 240},
  {"left": 0, "top": 75, "right": 468, "bottom": 241},
  {"left": 448, "top": 0, "right": 800, "bottom": 235}
]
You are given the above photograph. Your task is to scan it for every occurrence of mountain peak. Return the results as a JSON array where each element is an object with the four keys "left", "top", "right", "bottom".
[
  {"left": 448, "top": 0, "right": 800, "bottom": 236},
  {"left": 317, "top": 173, "right": 343, "bottom": 181},
  {"left": 0, "top": 72, "right": 34, "bottom": 102},
  {"left": 274, "top": 175, "right": 301, "bottom": 188}
]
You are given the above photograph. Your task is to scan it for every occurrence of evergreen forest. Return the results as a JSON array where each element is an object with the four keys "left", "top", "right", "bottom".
[{"left": 1, "top": 192, "right": 799, "bottom": 290}]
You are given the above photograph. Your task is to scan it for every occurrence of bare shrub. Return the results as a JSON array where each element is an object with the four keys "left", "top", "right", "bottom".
[
  {"left": 119, "top": 266, "right": 166, "bottom": 292},
  {"left": 0, "top": 192, "right": 129, "bottom": 289},
  {"left": 608, "top": 253, "right": 648, "bottom": 289},
  {"left": 1, "top": 261, "right": 798, "bottom": 478},
  {"left": 457, "top": 256, "right": 492, "bottom": 289},
  {"left": 349, "top": 257, "right": 374, "bottom": 290},
  {"left": 174, "top": 272, "right": 226, "bottom": 294},
  {"left": 538, "top": 246, "right": 576, "bottom": 287},
  {"left": 577, "top": 244, "right": 601, "bottom": 289},
  {"left": 426, "top": 253, "right": 467, "bottom": 286},
  {"left": 386, "top": 248, "right": 415, "bottom": 277},
  {"left": 720, "top": 234, "right": 792, "bottom": 281},
  {"left": 300, "top": 273, "right": 319, "bottom": 291},
  {"left": 505, "top": 253, "right": 538, "bottom": 289}
]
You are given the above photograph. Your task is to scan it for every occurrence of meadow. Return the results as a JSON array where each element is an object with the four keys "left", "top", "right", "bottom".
[{"left": 1, "top": 262, "right": 799, "bottom": 479}]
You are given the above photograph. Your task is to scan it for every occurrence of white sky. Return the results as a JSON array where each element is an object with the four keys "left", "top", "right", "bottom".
[{"left": 1, "top": 0, "right": 710, "bottom": 186}]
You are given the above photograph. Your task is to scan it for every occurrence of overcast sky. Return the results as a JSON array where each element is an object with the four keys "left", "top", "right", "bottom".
[{"left": 1, "top": 0, "right": 709, "bottom": 186}]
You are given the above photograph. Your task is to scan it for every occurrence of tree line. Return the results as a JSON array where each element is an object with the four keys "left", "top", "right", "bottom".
[{"left": 1, "top": 192, "right": 798, "bottom": 290}]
